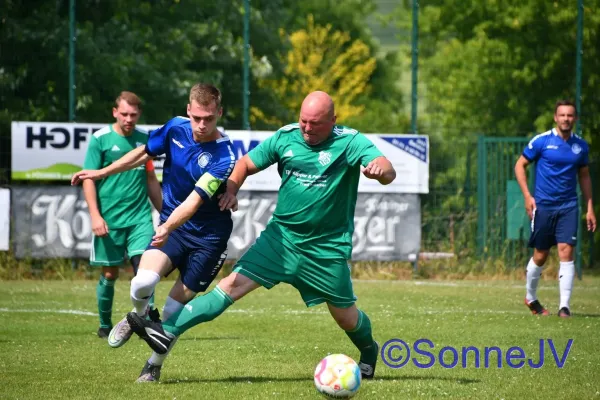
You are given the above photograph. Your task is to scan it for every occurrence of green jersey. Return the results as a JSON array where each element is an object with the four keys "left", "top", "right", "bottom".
[
  {"left": 248, "top": 123, "right": 383, "bottom": 259},
  {"left": 83, "top": 125, "right": 152, "bottom": 228}
]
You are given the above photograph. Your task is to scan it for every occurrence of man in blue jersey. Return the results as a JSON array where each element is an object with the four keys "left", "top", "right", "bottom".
[
  {"left": 125, "top": 91, "right": 396, "bottom": 381},
  {"left": 515, "top": 99, "right": 596, "bottom": 318},
  {"left": 71, "top": 83, "right": 236, "bottom": 382}
]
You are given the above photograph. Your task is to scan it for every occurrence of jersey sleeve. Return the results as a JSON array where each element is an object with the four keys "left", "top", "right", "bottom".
[
  {"left": 146, "top": 119, "right": 174, "bottom": 157},
  {"left": 83, "top": 135, "right": 102, "bottom": 170},
  {"left": 523, "top": 135, "right": 544, "bottom": 162},
  {"left": 247, "top": 132, "right": 281, "bottom": 170},
  {"left": 346, "top": 133, "right": 384, "bottom": 167},
  {"left": 194, "top": 151, "right": 236, "bottom": 201}
]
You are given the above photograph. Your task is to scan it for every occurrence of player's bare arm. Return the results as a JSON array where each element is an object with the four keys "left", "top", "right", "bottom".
[
  {"left": 514, "top": 155, "right": 536, "bottom": 219},
  {"left": 151, "top": 191, "right": 204, "bottom": 247},
  {"left": 71, "top": 145, "right": 151, "bottom": 185},
  {"left": 578, "top": 165, "right": 597, "bottom": 232},
  {"left": 219, "top": 155, "right": 261, "bottom": 211},
  {"left": 82, "top": 179, "right": 109, "bottom": 237},
  {"left": 146, "top": 167, "right": 163, "bottom": 212},
  {"left": 362, "top": 156, "right": 396, "bottom": 185}
]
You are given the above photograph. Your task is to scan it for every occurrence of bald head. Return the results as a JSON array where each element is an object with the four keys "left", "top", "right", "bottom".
[
  {"left": 301, "top": 91, "right": 335, "bottom": 119},
  {"left": 298, "top": 91, "right": 337, "bottom": 146}
]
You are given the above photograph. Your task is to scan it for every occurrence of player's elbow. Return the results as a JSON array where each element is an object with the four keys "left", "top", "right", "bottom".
[{"left": 380, "top": 168, "right": 396, "bottom": 185}]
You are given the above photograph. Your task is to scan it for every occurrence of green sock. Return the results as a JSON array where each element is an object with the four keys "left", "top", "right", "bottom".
[
  {"left": 345, "top": 310, "right": 377, "bottom": 364},
  {"left": 163, "top": 286, "right": 234, "bottom": 336},
  {"left": 96, "top": 276, "right": 116, "bottom": 329}
]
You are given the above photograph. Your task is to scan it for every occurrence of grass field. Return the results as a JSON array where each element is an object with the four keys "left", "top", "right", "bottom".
[{"left": 1, "top": 277, "right": 600, "bottom": 399}]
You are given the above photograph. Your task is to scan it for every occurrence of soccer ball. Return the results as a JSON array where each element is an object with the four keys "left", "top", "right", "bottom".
[{"left": 314, "top": 354, "right": 361, "bottom": 398}]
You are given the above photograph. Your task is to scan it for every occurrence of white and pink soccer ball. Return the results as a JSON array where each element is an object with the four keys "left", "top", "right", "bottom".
[{"left": 314, "top": 354, "right": 362, "bottom": 398}]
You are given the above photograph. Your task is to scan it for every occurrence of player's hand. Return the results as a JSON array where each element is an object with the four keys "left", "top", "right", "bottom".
[
  {"left": 362, "top": 161, "right": 384, "bottom": 180},
  {"left": 71, "top": 169, "right": 106, "bottom": 185},
  {"left": 525, "top": 195, "right": 536, "bottom": 219},
  {"left": 218, "top": 192, "right": 238, "bottom": 212},
  {"left": 91, "top": 215, "right": 109, "bottom": 237},
  {"left": 587, "top": 209, "right": 597, "bottom": 232},
  {"left": 151, "top": 225, "right": 170, "bottom": 248}
]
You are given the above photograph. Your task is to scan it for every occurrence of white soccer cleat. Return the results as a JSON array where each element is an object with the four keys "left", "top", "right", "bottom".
[{"left": 108, "top": 315, "right": 134, "bottom": 348}]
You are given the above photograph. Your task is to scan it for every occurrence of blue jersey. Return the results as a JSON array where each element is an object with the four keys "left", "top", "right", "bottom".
[
  {"left": 522, "top": 128, "right": 589, "bottom": 209},
  {"left": 146, "top": 117, "right": 236, "bottom": 242}
]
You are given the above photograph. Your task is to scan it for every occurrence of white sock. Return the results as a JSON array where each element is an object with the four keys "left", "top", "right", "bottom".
[
  {"left": 148, "top": 296, "right": 185, "bottom": 366},
  {"left": 130, "top": 270, "right": 161, "bottom": 316},
  {"left": 525, "top": 258, "right": 543, "bottom": 303},
  {"left": 559, "top": 261, "right": 575, "bottom": 310}
]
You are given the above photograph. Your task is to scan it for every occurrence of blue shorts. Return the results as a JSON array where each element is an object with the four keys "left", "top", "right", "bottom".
[
  {"left": 528, "top": 206, "right": 578, "bottom": 250},
  {"left": 147, "top": 229, "right": 228, "bottom": 293}
]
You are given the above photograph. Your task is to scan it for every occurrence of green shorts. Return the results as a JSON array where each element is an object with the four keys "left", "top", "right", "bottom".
[
  {"left": 233, "top": 225, "right": 356, "bottom": 308},
  {"left": 90, "top": 220, "right": 154, "bottom": 267}
]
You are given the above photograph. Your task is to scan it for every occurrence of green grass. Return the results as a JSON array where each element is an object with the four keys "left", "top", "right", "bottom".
[{"left": 1, "top": 278, "right": 600, "bottom": 399}]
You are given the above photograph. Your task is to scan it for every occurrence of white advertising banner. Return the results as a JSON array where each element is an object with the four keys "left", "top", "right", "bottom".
[
  {"left": 0, "top": 188, "right": 10, "bottom": 251},
  {"left": 11, "top": 122, "right": 429, "bottom": 193},
  {"left": 11, "top": 187, "right": 420, "bottom": 261}
]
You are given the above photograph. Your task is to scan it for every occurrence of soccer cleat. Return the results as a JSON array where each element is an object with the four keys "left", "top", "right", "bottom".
[
  {"left": 524, "top": 299, "right": 549, "bottom": 316},
  {"left": 108, "top": 316, "right": 134, "bottom": 348},
  {"left": 147, "top": 307, "right": 161, "bottom": 323},
  {"left": 108, "top": 308, "right": 160, "bottom": 348},
  {"left": 558, "top": 307, "right": 571, "bottom": 318},
  {"left": 358, "top": 341, "right": 379, "bottom": 380},
  {"left": 126, "top": 312, "right": 176, "bottom": 355},
  {"left": 97, "top": 327, "right": 111, "bottom": 339},
  {"left": 136, "top": 361, "right": 162, "bottom": 383}
]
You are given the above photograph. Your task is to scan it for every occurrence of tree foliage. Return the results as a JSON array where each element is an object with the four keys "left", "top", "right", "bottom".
[{"left": 256, "top": 15, "right": 377, "bottom": 125}]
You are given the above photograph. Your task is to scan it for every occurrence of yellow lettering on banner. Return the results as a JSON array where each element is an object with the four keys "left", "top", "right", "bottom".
[{"left": 195, "top": 173, "right": 223, "bottom": 197}]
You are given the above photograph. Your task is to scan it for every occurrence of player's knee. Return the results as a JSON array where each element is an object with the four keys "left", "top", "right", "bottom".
[
  {"left": 333, "top": 313, "right": 357, "bottom": 331},
  {"left": 168, "top": 281, "right": 196, "bottom": 304},
  {"left": 102, "top": 267, "right": 119, "bottom": 281},
  {"left": 532, "top": 250, "right": 549, "bottom": 266},
  {"left": 217, "top": 272, "right": 258, "bottom": 301},
  {"left": 130, "top": 269, "right": 161, "bottom": 300},
  {"left": 557, "top": 243, "right": 574, "bottom": 261}
]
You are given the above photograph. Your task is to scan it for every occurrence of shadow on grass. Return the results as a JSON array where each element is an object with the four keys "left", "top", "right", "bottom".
[
  {"left": 574, "top": 313, "right": 600, "bottom": 318},
  {"left": 161, "top": 375, "right": 480, "bottom": 385},
  {"left": 177, "top": 336, "right": 243, "bottom": 341}
]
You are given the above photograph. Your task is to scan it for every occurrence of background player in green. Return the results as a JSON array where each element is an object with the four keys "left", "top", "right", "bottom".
[
  {"left": 126, "top": 91, "right": 396, "bottom": 380},
  {"left": 82, "top": 91, "right": 163, "bottom": 338}
]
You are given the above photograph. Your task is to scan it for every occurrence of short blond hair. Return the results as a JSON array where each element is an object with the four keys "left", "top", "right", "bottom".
[
  {"left": 189, "top": 83, "right": 221, "bottom": 108},
  {"left": 115, "top": 91, "right": 142, "bottom": 109}
]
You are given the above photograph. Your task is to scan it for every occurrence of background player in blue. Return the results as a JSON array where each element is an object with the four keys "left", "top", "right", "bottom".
[
  {"left": 515, "top": 99, "right": 596, "bottom": 317},
  {"left": 71, "top": 83, "right": 236, "bottom": 381}
]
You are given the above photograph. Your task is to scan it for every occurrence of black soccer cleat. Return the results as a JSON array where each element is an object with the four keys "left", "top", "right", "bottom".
[
  {"left": 136, "top": 361, "right": 162, "bottom": 383},
  {"left": 358, "top": 341, "right": 379, "bottom": 380},
  {"left": 97, "top": 327, "right": 111, "bottom": 339},
  {"left": 558, "top": 307, "right": 571, "bottom": 318},
  {"left": 126, "top": 312, "right": 175, "bottom": 355},
  {"left": 146, "top": 307, "right": 161, "bottom": 322},
  {"left": 524, "top": 299, "right": 549, "bottom": 316}
]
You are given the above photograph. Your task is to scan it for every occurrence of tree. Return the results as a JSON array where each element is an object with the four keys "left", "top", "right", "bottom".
[
  {"left": 256, "top": 15, "right": 376, "bottom": 126},
  {"left": 394, "top": 0, "right": 600, "bottom": 262}
]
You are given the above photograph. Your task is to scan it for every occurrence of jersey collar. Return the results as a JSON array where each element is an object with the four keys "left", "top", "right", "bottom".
[{"left": 552, "top": 128, "right": 573, "bottom": 138}]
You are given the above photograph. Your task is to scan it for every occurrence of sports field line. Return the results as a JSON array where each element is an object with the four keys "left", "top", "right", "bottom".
[{"left": 0, "top": 307, "right": 530, "bottom": 317}]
